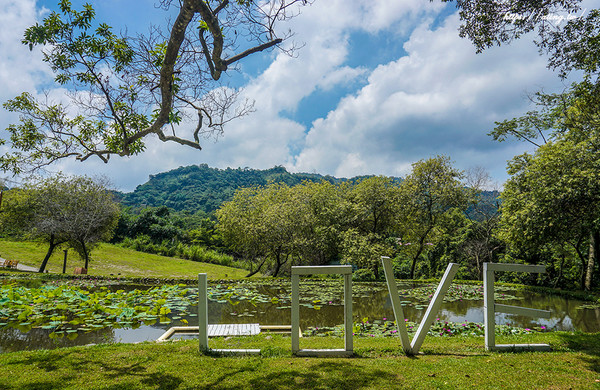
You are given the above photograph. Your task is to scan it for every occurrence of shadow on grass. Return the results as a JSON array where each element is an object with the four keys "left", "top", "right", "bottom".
[
  {"left": 556, "top": 332, "right": 600, "bottom": 373},
  {"left": 194, "top": 360, "right": 399, "bottom": 390},
  {"left": 0, "top": 379, "right": 74, "bottom": 390},
  {"left": 2, "top": 349, "right": 184, "bottom": 390},
  {"left": 2, "top": 349, "right": 77, "bottom": 373},
  {"left": 250, "top": 360, "right": 397, "bottom": 390}
]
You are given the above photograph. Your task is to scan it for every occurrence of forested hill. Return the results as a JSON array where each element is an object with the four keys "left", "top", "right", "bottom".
[{"left": 118, "top": 165, "right": 348, "bottom": 214}]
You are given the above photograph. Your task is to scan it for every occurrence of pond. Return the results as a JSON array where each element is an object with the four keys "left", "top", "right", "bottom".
[{"left": 0, "top": 278, "right": 598, "bottom": 353}]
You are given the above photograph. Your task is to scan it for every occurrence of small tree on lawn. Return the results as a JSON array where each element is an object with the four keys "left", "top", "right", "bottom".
[{"left": 1, "top": 175, "right": 119, "bottom": 272}]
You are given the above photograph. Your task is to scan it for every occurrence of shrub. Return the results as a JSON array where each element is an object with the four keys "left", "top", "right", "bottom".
[{"left": 353, "top": 268, "right": 376, "bottom": 282}]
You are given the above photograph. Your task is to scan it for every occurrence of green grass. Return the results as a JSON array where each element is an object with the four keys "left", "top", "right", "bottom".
[
  {"left": 0, "top": 332, "right": 598, "bottom": 389},
  {"left": 0, "top": 239, "right": 251, "bottom": 280}
]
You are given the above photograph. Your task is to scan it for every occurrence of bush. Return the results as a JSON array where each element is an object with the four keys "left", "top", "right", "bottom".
[
  {"left": 353, "top": 268, "right": 376, "bottom": 282},
  {"left": 392, "top": 257, "right": 411, "bottom": 279},
  {"left": 119, "top": 236, "right": 244, "bottom": 269}
]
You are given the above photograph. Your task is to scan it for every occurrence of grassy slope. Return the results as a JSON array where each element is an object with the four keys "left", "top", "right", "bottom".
[
  {"left": 0, "top": 240, "right": 249, "bottom": 279},
  {"left": 0, "top": 333, "right": 598, "bottom": 389}
]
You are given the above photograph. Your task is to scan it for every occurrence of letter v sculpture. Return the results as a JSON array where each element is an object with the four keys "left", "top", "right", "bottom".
[{"left": 381, "top": 256, "right": 459, "bottom": 355}]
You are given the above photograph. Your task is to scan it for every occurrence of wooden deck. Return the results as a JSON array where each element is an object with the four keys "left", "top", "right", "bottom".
[
  {"left": 208, "top": 323, "right": 260, "bottom": 337},
  {"left": 157, "top": 323, "right": 260, "bottom": 342}
]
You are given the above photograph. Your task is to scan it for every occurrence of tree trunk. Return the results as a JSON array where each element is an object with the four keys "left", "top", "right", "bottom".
[
  {"left": 272, "top": 252, "right": 282, "bottom": 277},
  {"left": 81, "top": 240, "right": 89, "bottom": 269},
  {"left": 372, "top": 261, "right": 379, "bottom": 280},
  {"left": 571, "top": 241, "right": 588, "bottom": 290},
  {"left": 38, "top": 234, "right": 58, "bottom": 273},
  {"left": 585, "top": 231, "right": 598, "bottom": 291},
  {"left": 245, "top": 257, "right": 266, "bottom": 277},
  {"left": 410, "top": 242, "right": 426, "bottom": 279},
  {"left": 553, "top": 254, "right": 564, "bottom": 289}
]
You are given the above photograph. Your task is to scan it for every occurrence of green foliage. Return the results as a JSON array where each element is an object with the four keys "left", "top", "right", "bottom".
[
  {"left": 118, "top": 236, "right": 239, "bottom": 269},
  {"left": 352, "top": 268, "right": 376, "bottom": 282},
  {"left": 127, "top": 206, "right": 186, "bottom": 244},
  {"left": 215, "top": 158, "right": 472, "bottom": 279},
  {"left": 0, "top": 283, "right": 193, "bottom": 336},
  {"left": 397, "top": 156, "right": 470, "bottom": 279},
  {"left": 0, "top": 175, "right": 119, "bottom": 271},
  {"left": 2, "top": 1, "right": 313, "bottom": 173},
  {"left": 497, "top": 79, "right": 600, "bottom": 291},
  {"left": 119, "top": 164, "right": 344, "bottom": 214},
  {"left": 1, "top": 2, "right": 148, "bottom": 174}
]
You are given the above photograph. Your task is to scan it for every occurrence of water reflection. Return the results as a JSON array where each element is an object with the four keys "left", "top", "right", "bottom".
[{"left": 0, "top": 326, "right": 115, "bottom": 353}]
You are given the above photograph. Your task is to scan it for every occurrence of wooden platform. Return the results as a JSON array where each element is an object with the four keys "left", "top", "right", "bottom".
[
  {"left": 209, "top": 323, "right": 260, "bottom": 337},
  {"left": 157, "top": 324, "right": 260, "bottom": 342}
]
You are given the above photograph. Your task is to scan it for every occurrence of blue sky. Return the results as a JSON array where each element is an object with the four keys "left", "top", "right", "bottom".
[{"left": 0, "top": 0, "right": 584, "bottom": 191}]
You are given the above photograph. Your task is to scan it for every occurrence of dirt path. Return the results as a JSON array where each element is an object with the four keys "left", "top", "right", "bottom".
[{"left": 0, "top": 257, "right": 39, "bottom": 272}]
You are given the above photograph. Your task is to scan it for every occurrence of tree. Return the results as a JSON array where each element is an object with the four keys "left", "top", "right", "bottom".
[
  {"left": 397, "top": 156, "right": 469, "bottom": 279},
  {"left": 489, "top": 61, "right": 600, "bottom": 291},
  {"left": 217, "top": 180, "right": 355, "bottom": 277},
  {"left": 56, "top": 176, "right": 120, "bottom": 268},
  {"left": 451, "top": 0, "right": 584, "bottom": 60},
  {"left": 217, "top": 183, "right": 308, "bottom": 276},
  {"left": 452, "top": 1, "right": 600, "bottom": 290},
  {"left": 1, "top": 0, "right": 312, "bottom": 174},
  {"left": 127, "top": 206, "right": 186, "bottom": 244},
  {"left": 340, "top": 176, "right": 401, "bottom": 279},
  {"left": 0, "top": 175, "right": 119, "bottom": 272},
  {"left": 461, "top": 167, "right": 503, "bottom": 278},
  {"left": 0, "top": 184, "right": 69, "bottom": 271},
  {"left": 499, "top": 139, "right": 600, "bottom": 291},
  {"left": 299, "top": 181, "right": 352, "bottom": 266}
]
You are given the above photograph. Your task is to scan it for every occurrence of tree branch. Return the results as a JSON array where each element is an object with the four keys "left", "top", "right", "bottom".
[{"left": 224, "top": 38, "right": 283, "bottom": 67}]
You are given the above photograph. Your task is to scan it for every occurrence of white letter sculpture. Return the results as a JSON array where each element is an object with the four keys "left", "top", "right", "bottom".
[
  {"left": 291, "top": 265, "right": 353, "bottom": 357},
  {"left": 381, "top": 256, "right": 459, "bottom": 355},
  {"left": 483, "top": 263, "right": 551, "bottom": 351},
  {"left": 198, "top": 273, "right": 261, "bottom": 355}
]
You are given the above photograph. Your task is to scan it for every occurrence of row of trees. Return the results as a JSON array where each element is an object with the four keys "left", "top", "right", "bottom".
[
  {"left": 217, "top": 156, "right": 478, "bottom": 278},
  {"left": 1, "top": 161, "right": 597, "bottom": 291},
  {"left": 216, "top": 155, "right": 598, "bottom": 290}
]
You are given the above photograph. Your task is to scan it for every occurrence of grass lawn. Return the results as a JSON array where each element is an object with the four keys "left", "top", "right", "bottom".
[
  {"left": 0, "top": 240, "right": 250, "bottom": 280},
  {"left": 0, "top": 332, "right": 598, "bottom": 389}
]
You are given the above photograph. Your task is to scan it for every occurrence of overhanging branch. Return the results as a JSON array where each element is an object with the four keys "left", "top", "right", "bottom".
[{"left": 223, "top": 38, "right": 283, "bottom": 67}]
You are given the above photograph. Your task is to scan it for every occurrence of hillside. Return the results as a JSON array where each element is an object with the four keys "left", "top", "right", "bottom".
[
  {"left": 0, "top": 239, "right": 249, "bottom": 279},
  {"left": 117, "top": 164, "right": 498, "bottom": 218},
  {"left": 118, "top": 165, "right": 345, "bottom": 214}
]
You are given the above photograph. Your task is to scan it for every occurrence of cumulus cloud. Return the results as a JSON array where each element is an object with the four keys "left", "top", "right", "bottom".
[
  {"left": 0, "top": 1, "right": 568, "bottom": 191},
  {"left": 0, "top": 0, "right": 49, "bottom": 98},
  {"left": 290, "top": 13, "right": 562, "bottom": 181}
]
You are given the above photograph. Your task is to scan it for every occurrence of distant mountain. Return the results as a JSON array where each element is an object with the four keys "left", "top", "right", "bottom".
[
  {"left": 117, "top": 164, "right": 499, "bottom": 217},
  {"left": 118, "top": 165, "right": 347, "bottom": 214}
]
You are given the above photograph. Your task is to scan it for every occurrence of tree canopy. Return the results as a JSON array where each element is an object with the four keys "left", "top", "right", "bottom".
[
  {"left": 1, "top": 0, "right": 311, "bottom": 174},
  {"left": 0, "top": 175, "right": 120, "bottom": 271},
  {"left": 216, "top": 157, "right": 470, "bottom": 278},
  {"left": 462, "top": 0, "right": 600, "bottom": 290}
]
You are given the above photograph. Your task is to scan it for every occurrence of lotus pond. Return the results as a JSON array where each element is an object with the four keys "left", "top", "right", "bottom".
[{"left": 1, "top": 276, "right": 598, "bottom": 353}]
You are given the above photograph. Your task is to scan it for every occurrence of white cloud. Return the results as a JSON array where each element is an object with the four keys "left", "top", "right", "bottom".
[
  {"left": 290, "top": 13, "right": 562, "bottom": 181},
  {"left": 0, "top": 0, "right": 49, "bottom": 98},
  {"left": 0, "top": 1, "right": 571, "bottom": 191}
]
